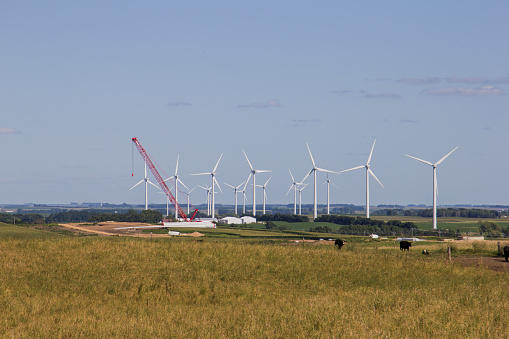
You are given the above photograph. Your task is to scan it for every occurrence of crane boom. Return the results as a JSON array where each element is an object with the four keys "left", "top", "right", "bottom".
[{"left": 132, "top": 137, "right": 192, "bottom": 221}]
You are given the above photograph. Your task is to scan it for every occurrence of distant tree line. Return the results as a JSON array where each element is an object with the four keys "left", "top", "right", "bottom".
[
  {"left": 313, "top": 215, "right": 419, "bottom": 237},
  {"left": 1, "top": 209, "right": 163, "bottom": 225},
  {"left": 372, "top": 208, "right": 503, "bottom": 218},
  {"left": 257, "top": 213, "right": 309, "bottom": 223}
]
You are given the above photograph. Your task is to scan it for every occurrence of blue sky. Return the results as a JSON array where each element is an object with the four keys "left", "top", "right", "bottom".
[{"left": 1, "top": 1, "right": 508, "bottom": 207}]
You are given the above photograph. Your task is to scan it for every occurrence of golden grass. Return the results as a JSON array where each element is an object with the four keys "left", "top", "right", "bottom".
[{"left": 1, "top": 237, "right": 508, "bottom": 338}]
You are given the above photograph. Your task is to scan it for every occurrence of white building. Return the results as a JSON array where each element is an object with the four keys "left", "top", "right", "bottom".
[
  {"left": 240, "top": 216, "right": 257, "bottom": 224},
  {"left": 218, "top": 217, "right": 242, "bottom": 225}
]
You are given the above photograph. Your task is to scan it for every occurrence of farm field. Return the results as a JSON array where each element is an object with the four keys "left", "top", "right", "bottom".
[{"left": 1, "top": 223, "right": 508, "bottom": 337}]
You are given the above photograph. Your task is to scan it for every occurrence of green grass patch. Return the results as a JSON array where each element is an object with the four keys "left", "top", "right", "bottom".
[{"left": 0, "top": 223, "right": 64, "bottom": 239}]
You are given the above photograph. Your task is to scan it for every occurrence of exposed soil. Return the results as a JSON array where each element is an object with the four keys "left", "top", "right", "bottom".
[
  {"left": 60, "top": 222, "right": 170, "bottom": 237},
  {"left": 452, "top": 255, "right": 509, "bottom": 273},
  {"left": 59, "top": 222, "right": 205, "bottom": 238}
]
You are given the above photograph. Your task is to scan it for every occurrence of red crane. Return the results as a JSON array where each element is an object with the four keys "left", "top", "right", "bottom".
[{"left": 132, "top": 137, "right": 198, "bottom": 222}]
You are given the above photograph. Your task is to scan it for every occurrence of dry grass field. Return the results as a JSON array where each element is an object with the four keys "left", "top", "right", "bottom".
[{"left": 1, "top": 234, "right": 508, "bottom": 338}]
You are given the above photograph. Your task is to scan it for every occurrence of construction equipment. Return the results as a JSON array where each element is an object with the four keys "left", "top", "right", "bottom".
[{"left": 132, "top": 137, "right": 198, "bottom": 221}]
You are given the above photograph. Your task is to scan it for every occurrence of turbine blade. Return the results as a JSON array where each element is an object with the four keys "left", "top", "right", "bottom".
[
  {"left": 243, "top": 173, "right": 252, "bottom": 191},
  {"left": 340, "top": 165, "right": 364, "bottom": 173},
  {"left": 213, "top": 153, "right": 223, "bottom": 173},
  {"left": 177, "top": 178, "right": 189, "bottom": 191},
  {"left": 264, "top": 176, "right": 272, "bottom": 186},
  {"left": 242, "top": 150, "right": 254, "bottom": 171},
  {"left": 405, "top": 154, "right": 433, "bottom": 166},
  {"left": 224, "top": 182, "right": 235, "bottom": 189},
  {"left": 367, "top": 139, "right": 376, "bottom": 165},
  {"left": 129, "top": 180, "right": 144, "bottom": 190},
  {"left": 306, "top": 143, "right": 316, "bottom": 167},
  {"left": 147, "top": 180, "right": 160, "bottom": 190},
  {"left": 316, "top": 167, "right": 340, "bottom": 174},
  {"left": 255, "top": 170, "right": 272, "bottom": 173},
  {"left": 289, "top": 169, "right": 295, "bottom": 182},
  {"left": 236, "top": 181, "right": 245, "bottom": 189},
  {"left": 435, "top": 146, "right": 459, "bottom": 165},
  {"left": 197, "top": 185, "right": 207, "bottom": 191},
  {"left": 368, "top": 169, "right": 384, "bottom": 188},
  {"left": 214, "top": 177, "right": 223, "bottom": 194},
  {"left": 300, "top": 169, "right": 313, "bottom": 184},
  {"left": 286, "top": 184, "right": 294, "bottom": 196},
  {"left": 175, "top": 154, "right": 179, "bottom": 176},
  {"left": 190, "top": 172, "right": 211, "bottom": 176},
  {"left": 332, "top": 182, "right": 339, "bottom": 188}
]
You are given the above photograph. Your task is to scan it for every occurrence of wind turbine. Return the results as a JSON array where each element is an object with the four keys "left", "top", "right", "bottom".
[
  {"left": 165, "top": 155, "right": 189, "bottom": 220},
  {"left": 198, "top": 185, "right": 212, "bottom": 215},
  {"left": 241, "top": 177, "right": 250, "bottom": 215},
  {"left": 297, "top": 183, "right": 308, "bottom": 215},
  {"left": 323, "top": 171, "right": 339, "bottom": 215},
  {"left": 191, "top": 154, "right": 223, "bottom": 219},
  {"left": 300, "top": 143, "right": 339, "bottom": 219},
  {"left": 286, "top": 169, "right": 299, "bottom": 215},
  {"left": 225, "top": 181, "right": 245, "bottom": 215},
  {"left": 405, "top": 146, "right": 458, "bottom": 230},
  {"left": 242, "top": 150, "right": 271, "bottom": 216},
  {"left": 183, "top": 186, "right": 197, "bottom": 215},
  {"left": 130, "top": 163, "right": 159, "bottom": 210},
  {"left": 158, "top": 186, "right": 174, "bottom": 217},
  {"left": 341, "top": 139, "right": 384, "bottom": 219},
  {"left": 256, "top": 176, "right": 272, "bottom": 215}
]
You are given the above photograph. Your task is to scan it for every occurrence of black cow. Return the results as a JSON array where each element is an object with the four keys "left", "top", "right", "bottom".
[
  {"left": 504, "top": 246, "right": 509, "bottom": 262},
  {"left": 400, "top": 241, "right": 412, "bottom": 251},
  {"left": 335, "top": 239, "right": 344, "bottom": 249}
]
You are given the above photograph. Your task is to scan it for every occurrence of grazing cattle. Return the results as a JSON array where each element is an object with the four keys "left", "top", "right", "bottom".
[
  {"left": 504, "top": 246, "right": 509, "bottom": 262},
  {"left": 335, "top": 239, "right": 344, "bottom": 249},
  {"left": 400, "top": 241, "right": 412, "bottom": 251},
  {"left": 422, "top": 249, "right": 429, "bottom": 255}
]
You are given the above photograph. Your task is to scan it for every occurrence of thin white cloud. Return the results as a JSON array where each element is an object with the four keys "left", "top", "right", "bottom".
[
  {"left": 167, "top": 101, "right": 192, "bottom": 107},
  {"left": 362, "top": 93, "right": 402, "bottom": 99},
  {"left": 421, "top": 86, "right": 507, "bottom": 96},
  {"left": 396, "top": 77, "right": 440, "bottom": 85},
  {"left": 238, "top": 99, "right": 281, "bottom": 108},
  {"left": 0, "top": 127, "right": 20, "bottom": 134},
  {"left": 446, "top": 74, "right": 509, "bottom": 85}
]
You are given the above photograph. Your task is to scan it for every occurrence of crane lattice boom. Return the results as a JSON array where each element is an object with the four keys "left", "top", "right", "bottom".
[{"left": 132, "top": 137, "right": 191, "bottom": 221}]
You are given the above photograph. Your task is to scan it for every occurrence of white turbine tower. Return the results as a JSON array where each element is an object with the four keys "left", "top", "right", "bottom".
[
  {"left": 166, "top": 155, "right": 189, "bottom": 219},
  {"left": 191, "top": 154, "right": 223, "bottom": 219},
  {"left": 297, "top": 183, "right": 308, "bottom": 215},
  {"left": 158, "top": 187, "right": 174, "bottom": 217},
  {"left": 183, "top": 186, "right": 196, "bottom": 215},
  {"left": 242, "top": 150, "right": 271, "bottom": 216},
  {"left": 300, "top": 143, "right": 339, "bottom": 219},
  {"left": 286, "top": 169, "right": 300, "bottom": 215},
  {"left": 256, "top": 176, "right": 272, "bottom": 215},
  {"left": 241, "top": 177, "right": 250, "bottom": 215},
  {"left": 225, "top": 181, "right": 245, "bottom": 215},
  {"left": 130, "top": 163, "right": 159, "bottom": 210},
  {"left": 323, "top": 172, "right": 339, "bottom": 215},
  {"left": 341, "top": 139, "right": 384, "bottom": 219},
  {"left": 405, "top": 146, "right": 458, "bottom": 230},
  {"left": 198, "top": 185, "right": 212, "bottom": 216}
]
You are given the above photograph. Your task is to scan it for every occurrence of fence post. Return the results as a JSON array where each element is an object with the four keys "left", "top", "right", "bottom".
[
  {"left": 448, "top": 247, "right": 451, "bottom": 262},
  {"left": 498, "top": 242, "right": 502, "bottom": 257}
]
